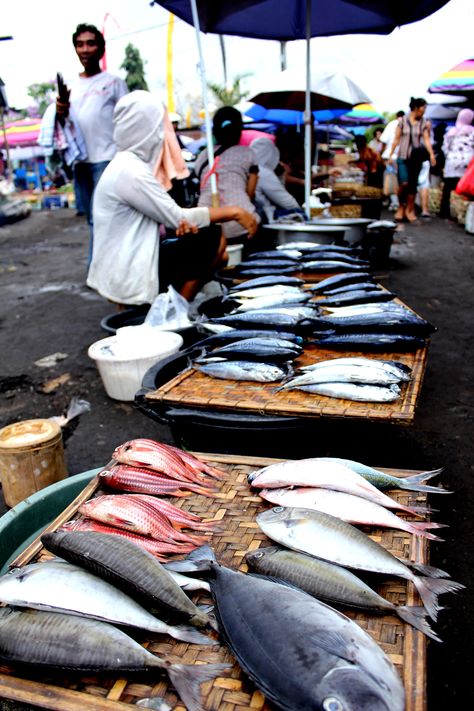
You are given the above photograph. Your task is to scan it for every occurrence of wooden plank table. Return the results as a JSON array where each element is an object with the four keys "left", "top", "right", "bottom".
[{"left": 0, "top": 454, "right": 428, "bottom": 711}]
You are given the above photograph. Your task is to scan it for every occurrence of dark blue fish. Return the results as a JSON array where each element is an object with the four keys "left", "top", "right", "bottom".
[
  {"left": 229, "top": 275, "right": 304, "bottom": 291},
  {"left": 308, "top": 272, "right": 373, "bottom": 293},
  {"left": 319, "top": 310, "right": 436, "bottom": 336},
  {"left": 318, "top": 290, "right": 395, "bottom": 306},
  {"left": 195, "top": 330, "right": 305, "bottom": 347},
  {"left": 197, "top": 337, "right": 302, "bottom": 363},
  {"left": 313, "top": 332, "right": 426, "bottom": 351}
]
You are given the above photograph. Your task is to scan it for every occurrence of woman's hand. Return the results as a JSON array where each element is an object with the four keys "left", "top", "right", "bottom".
[
  {"left": 429, "top": 153, "right": 437, "bottom": 167},
  {"left": 235, "top": 208, "right": 258, "bottom": 238},
  {"left": 175, "top": 220, "right": 199, "bottom": 236}
]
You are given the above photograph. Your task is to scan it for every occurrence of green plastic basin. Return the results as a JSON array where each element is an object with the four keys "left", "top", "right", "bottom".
[{"left": 0, "top": 468, "right": 101, "bottom": 574}]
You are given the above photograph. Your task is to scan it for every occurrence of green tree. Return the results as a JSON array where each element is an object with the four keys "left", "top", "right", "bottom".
[
  {"left": 27, "top": 81, "right": 56, "bottom": 116},
  {"left": 120, "top": 44, "right": 148, "bottom": 91},
  {"left": 207, "top": 74, "right": 251, "bottom": 107}
]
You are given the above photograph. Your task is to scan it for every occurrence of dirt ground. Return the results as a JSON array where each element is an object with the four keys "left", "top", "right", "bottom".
[{"left": 0, "top": 207, "right": 473, "bottom": 709}]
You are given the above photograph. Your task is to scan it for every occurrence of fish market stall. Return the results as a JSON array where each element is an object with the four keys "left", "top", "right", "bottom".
[{"left": 0, "top": 449, "right": 445, "bottom": 711}]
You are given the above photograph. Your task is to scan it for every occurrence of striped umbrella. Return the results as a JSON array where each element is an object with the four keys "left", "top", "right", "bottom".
[
  {"left": 0, "top": 118, "right": 42, "bottom": 148},
  {"left": 339, "top": 103, "right": 385, "bottom": 125},
  {"left": 428, "top": 57, "right": 474, "bottom": 96}
]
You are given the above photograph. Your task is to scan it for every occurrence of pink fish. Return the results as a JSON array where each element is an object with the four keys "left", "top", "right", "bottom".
[
  {"left": 113, "top": 438, "right": 214, "bottom": 486},
  {"left": 100, "top": 466, "right": 216, "bottom": 497},
  {"left": 125, "top": 494, "right": 217, "bottom": 532},
  {"left": 250, "top": 459, "right": 432, "bottom": 518},
  {"left": 61, "top": 520, "right": 198, "bottom": 558},
  {"left": 79, "top": 495, "right": 206, "bottom": 545},
  {"left": 166, "top": 445, "right": 226, "bottom": 480},
  {"left": 259, "top": 487, "right": 446, "bottom": 540}
]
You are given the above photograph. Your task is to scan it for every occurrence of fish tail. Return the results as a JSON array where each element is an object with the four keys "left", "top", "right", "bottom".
[
  {"left": 164, "top": 546, "right": 217, "bottom": 573},
  {"left": 398, "top": 468, "right": 452, "bottom": 494},
  {"left": 168, "top": 624, "right": 216, "bottom": 645},
  {"left": 396, "top": 605, "right": 442, "bottom": 642},
  {"left": 413, "top": 576, "right": 465, "bottom": 621},
  {"left": 405, "top": 522, "right": 445, "bottom": 541},
  {"left": 409, "top": 562, "right": 453, "bottom": 578},
  {"left": 405, "top": 504, "right": 438, "bottom": 515},
  {"left": 167, "top": 662, "right": 231, "bottom": 711}
]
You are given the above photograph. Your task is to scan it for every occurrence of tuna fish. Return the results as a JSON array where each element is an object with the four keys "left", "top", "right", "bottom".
[
  {"left": 245, "top": 546, "right": 440, "bottom": 641},
  {"left": 257, "top": 507, "right": 464, "bottom": 621}
]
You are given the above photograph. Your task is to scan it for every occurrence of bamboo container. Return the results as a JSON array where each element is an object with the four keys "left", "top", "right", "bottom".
[{"left": 0, "top": 419, "right": 68, "bottom": 507}]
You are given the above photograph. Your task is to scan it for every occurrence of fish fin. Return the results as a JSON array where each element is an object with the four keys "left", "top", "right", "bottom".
[
  {"left": 409, "top": 562, "right": 453, "bottom": 578},
  {"left": 396, "top": 606, "right": 442, "bottom": 642},
  {"left": 412, "top": 577, "right": 465, "bottom": 622},
  {"left": 406, "top": 504, "right": 438, "bottom": 515},
  {"left": 169, "top": 623, "right": 217, "bottom": 645},
  {"left": 136, "top": 697, "right": 172, "bottom": 710},
  {"left": 167, "top": 662, "right": 231, "bottom": 711},
  {"left": 164, "top": 546, "right": 216, "bottom": 573}
]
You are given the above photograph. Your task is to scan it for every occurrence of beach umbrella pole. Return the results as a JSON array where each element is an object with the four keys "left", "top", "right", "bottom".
[
  {"left": 190, "top": 0, "right": 219, "bottom": 206},
  {"left": 304, "top": 0, "right": 312, "bottom": 219},
  {"left": 0, "top": 108, "right": 13, "bottom": 183}
]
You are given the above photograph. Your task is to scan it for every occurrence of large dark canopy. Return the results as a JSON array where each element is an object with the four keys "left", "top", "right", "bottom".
[{"left": 152, "top": 0, "right": 451, "bottom": 41}]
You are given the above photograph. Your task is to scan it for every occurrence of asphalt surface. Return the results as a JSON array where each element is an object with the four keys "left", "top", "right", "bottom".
[{"left": 0, "top": 206, "right": 473, "bottom": 709}]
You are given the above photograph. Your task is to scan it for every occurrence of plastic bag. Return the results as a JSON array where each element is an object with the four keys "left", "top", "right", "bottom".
[
  {"left": 455, "top": 157, "right": 474, "bottom": 198},
  {"left": 144, "top": 285, "right": 193, "bottom": 330}
]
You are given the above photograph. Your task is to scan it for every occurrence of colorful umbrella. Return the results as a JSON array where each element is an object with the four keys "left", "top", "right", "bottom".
[
  {"left": 428, "top": 58, "right": 474, "bottom": 95},
  {"left": 0, "top": 118, "right": 42, "bottom": 148},
  {"left": 339, "top": 103, "right": 385, "bottom": 125}
]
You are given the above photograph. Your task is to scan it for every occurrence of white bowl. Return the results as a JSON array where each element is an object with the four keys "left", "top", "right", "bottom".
[{"left": 88, "top": 330, "right": 183, "bottom": 401}]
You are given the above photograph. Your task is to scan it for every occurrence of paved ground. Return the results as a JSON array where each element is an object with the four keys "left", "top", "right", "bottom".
[{"left": 0, "top": 207, "right": 473, "bottom": 709}]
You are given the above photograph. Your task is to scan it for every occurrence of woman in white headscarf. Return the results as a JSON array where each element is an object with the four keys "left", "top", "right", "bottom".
[
  {"left": 88, "top": 91, "right": 257, "bottom": 306},
  {"left": 439, "top": 108, "right": 474, "bottom": 218},
  {"left": 250, "top": 136, "right": 301, "bottom": 222}
]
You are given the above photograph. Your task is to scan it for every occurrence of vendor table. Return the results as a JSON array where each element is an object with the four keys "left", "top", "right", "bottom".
[{"left": 0, "top": 454, "right": 427, "bottom": 711}]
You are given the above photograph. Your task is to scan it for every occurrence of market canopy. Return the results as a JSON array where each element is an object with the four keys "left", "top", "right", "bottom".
[
  {"left": 0, "top": 118, "right": 41, "bottom": 149},
  {"left": 339, "top": 103, "right": 385, "bottom": 125},
  {"left": 428, "top": 57, "right": 474, "bottom": 96},
  {"left": 153, "top": 1, "right": 451, "bottom": 40}
]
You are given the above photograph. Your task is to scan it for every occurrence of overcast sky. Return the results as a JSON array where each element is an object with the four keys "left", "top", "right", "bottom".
[{"left": 2, "top": 0, "right": 473, "bottom": 115}]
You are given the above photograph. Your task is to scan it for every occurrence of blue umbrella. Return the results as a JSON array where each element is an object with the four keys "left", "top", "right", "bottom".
[
  {"left": 245, "top": 104, "right": 347, "bottom": 125},
  {"left": 153, "top": 1, "right": 451, "bottom": 214}
]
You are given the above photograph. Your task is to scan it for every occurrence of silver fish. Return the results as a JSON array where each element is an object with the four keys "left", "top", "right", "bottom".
[
  {"left": 209, "top": 562, "right": 405, "bottom": 710},
  {"left": 0, "top": 560, "right": 212, "bottom": 645},
  {"left": 41, "top": 530, "right": 212, "bottom": 627},
  {"left": 194, "top": 360, "right": 288, "bottom": 382},
  {"left": 294, "top": 382, "right": 401, "bottom": 402},
  {"left": 0, "top": 608, "right": 227, "bottom": 711},
  {"left": 235, "top": 293, "right": 310, "bottom": 311},
  {"left": 277, "top": 364, "right": 404, "bottom": 388},
  {"left": 245, "top": 546, "right": 440, "bottom": 641},
  {"left": 300, "top": 357, "right": 411, "bottom": 381},
  {"left": 258, "top": 487, "right": 445, "bottom": 540},
  {"left": 257, "top": 507, "right": 464, "bottom": 621},
  {"left": 318, "top": 458, "right": 451, "bottom": 494}
]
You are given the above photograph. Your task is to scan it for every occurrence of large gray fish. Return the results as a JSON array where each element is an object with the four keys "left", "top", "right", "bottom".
[
  {"left": 302, "top": 251, "right": 369, "bottom": 265},
  {"left": 229, "top": 284, "right": 304, "bottom": 299},
  {"left": 234, "top": 267, "right": 298, "bottom": 276},
  {"left": 257, "top": 507, "right": 464, "bottom": 621},
  {"left": 237, "top": 258, "right": 299, "bottom": 269},
  {"left": 209, "top": 561, "right": 405, "bottom": 710},
  {"left": 194, "top": 360, "right": 289, "bottom": 382},
  {"left": 323, "top": 282, "right": 384, "bottom": 295},
  {"left": 245, "top": 546, "right": 440, "bottom": 641},
  {"left": 308, "top": 272, "right": 373, "bottom": 293},
  {"left": 194, "top": 329, "right": 305, "bottom": 348},
  {"left": 0, "top": 560, "right": 212, "bottom": 644},
  {"left": 244, "top": 250, "right": 301, "bottom": 262},
  {"left": 41, "top": 530, "right": 212, "bottom": 627},
  {"left": 0, "top": 608, "right": 227, "bottom": 711},
  {"left": 316, "top": 458, "right": 451, "bottom": 494},
  {"left": 235, "top": 292, "right": 311, "bottom": 311},
  {"left": 210, "top": 311, "right": 305, "bottom": 331}
]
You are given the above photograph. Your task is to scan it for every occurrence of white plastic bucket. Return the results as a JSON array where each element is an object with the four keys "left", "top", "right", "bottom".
[
  {"left": 88, "top": 328, "right": 183, "bottom": 401},
  {"left": 227, "top": 243, "right": 244, "bottom": 266}
]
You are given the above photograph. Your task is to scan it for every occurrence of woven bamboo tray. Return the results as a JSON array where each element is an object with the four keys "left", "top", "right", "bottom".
[
  {"left": 0, "top": 454, "right": 427, "bottom": 711},
  {"left": 147, "top": 290, "right": 429, "bottom": 424}
]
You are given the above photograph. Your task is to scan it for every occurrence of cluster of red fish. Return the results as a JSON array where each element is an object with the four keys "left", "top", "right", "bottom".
[{"left": 63, "top": 439, "right": 224, "bottom": 559}]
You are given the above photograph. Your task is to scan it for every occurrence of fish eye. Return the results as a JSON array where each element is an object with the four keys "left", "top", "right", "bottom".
[
  {"left": 322, "top": 698, "right": 344, "bottom": 711},
  {"left": 253, "top": 551, "right": 264, "bottom": 559},
  {"left": 273, "top": 506, "right": 284, "bottom": 512}
]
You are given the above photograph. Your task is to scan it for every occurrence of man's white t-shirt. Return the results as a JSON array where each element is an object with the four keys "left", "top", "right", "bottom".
[
  {"left": 380, "top": 119, "right": 400, "bottom": 160},
  {"left": 70, "top": 72, "right": 128, "bottom": 163}
]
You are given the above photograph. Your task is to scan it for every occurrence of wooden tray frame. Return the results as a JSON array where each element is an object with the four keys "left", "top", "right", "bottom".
[{"left": 0, "top": 454, "right": 428, "bottom": 711}]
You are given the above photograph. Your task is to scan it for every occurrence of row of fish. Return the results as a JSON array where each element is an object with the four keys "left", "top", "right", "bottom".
[
  {"left": 0, "top": 529, "right": 227, "bottom": 710},
  {"left": 275, "top": 356, "right": 411, "bottom": 402},
  {"left": 233, "top": 242, "right": 371, "bottom": 277}
]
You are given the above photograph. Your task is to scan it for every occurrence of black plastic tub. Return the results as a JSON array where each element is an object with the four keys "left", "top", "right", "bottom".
[
  {"left": 100, "top": 305, "right": 150, "bottom": 335},
  {"left": 135, "top": 343, "right": 315, "bottom": 456}
]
